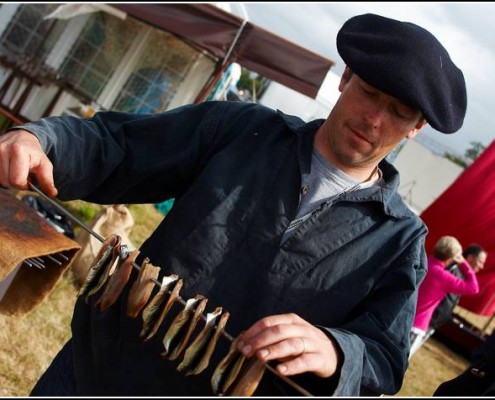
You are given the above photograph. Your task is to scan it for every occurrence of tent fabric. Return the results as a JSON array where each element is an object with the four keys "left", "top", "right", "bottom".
[
  {"left": 232, "top": 23, "right": 335, "bottom": 99},
  {"left": 112, "top": 3, "right": 241, "bottom": 59},
  {"left": 419, "top": 139, "right": 495, "bottom": 316},
  {"left": 111, "top": 3, "right": 335, "bottom": 99}
]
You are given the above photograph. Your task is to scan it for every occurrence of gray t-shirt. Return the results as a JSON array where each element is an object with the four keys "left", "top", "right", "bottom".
[{"left": 282, "top": 146, "right": 383, "bottom": 241}]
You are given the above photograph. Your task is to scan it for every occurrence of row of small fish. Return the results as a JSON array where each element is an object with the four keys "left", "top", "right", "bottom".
[{"left": 78, "top": 233, "right": 266, "bottom": 396}]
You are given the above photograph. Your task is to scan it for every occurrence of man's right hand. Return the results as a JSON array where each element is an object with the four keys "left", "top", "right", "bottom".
[
  {"left": 452, "top": 253, "right": 466, "bottom": 265},
  {"left": 0, "top": 129, "right": 57, "bottom": 196}
]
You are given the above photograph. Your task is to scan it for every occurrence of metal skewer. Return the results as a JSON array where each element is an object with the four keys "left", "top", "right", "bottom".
[
  {"left": 23, "top": 253, "right": 68, "bottom": 268},
  {"left": 27, "top": 182, "right": 312, "bottom": 396},
  {"left": 28, "top": 182, "right": 105, "bottom": 242}
]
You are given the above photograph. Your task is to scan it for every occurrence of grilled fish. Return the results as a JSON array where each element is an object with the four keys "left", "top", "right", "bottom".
[
  {"left": 162, "top": 295, "right": 208, "bottom": 361},
  {"left": 140, "top": 275, "right": 183, "bottom": 341},
  {"left": 177, "top": 307, "right": 229, "bottom": 376},
  {"left": 211, "top": 335, "right": 246, "bottom": 395},
  {"left": 85, "top": 236, "right": 122, "bottom": 301},
  {"left": 95, "top": 248, "right": 140, "bottom": 312},
  {"left": 126, "top": 257, "right": 160, "bottom": 318},
  {"left": 226, "top": 357, "right": 266, "bottom": 396},
  {"left": 78, "top": 234, "right": 120, "bottom": 301}
]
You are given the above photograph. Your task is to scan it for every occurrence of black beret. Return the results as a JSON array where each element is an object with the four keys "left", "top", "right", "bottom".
[{"left": 337, "top": 13, "right": 467, "bottom": 133}]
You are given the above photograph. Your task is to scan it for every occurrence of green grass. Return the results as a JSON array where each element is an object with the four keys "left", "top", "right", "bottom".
[
  {"left": 395, "top": 338, "right": 468, "bottom": 396},
  {"left": 0, "top": 199, "right": 164, "bottom": 396},
  {"left": 0, "top": 273, "right": 78, "bottom": 396}
]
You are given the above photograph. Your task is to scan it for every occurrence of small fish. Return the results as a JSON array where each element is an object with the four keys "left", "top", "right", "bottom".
[
  {"left": 177, "top": 307, "right": 228, "bottom": 376},
  {"left": 225, "top": 357, "right": 266, "bottom": 396},
  {"left": 140, "top": 275, "right": 183, "bottom": 341},
  {"left": 126, "top": 257, "right": 161, "bottom": 318},
  {"left": 85, "top": 236, "right": 122, "bottom": 301},
  {"left": 78, "top": 234, "right": 120, "bottom": 300},
  {"left": 162, "top": 295, "right": 208, "bottom": 361},
  {"left": 211, "top": 335, "right": 246, "bottom": 395},
  {"left": 95, "top": 249, "right": 140, "bottom": 312}
]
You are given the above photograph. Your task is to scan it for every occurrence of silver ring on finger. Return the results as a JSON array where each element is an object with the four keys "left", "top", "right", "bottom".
[{"left": 299, "top": 337, "right": 306, "bottom": 355}]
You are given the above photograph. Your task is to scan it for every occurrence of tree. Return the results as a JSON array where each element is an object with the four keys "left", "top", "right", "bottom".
[
  {"left": 444, "top": 141, "right": 486, "bottom": 169},
  {"left": 444, "top": 152, "right": 468, "bottom": 168},
  {"left": 465, "top": 141, "right": 486, "bottom": 164}
]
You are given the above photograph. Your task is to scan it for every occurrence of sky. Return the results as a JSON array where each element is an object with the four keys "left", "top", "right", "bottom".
[{"left": 225, "top": 2, "right": 495, "bottom": 157}]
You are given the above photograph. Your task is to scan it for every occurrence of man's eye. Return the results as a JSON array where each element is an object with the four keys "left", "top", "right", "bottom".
[
  {"left": 361, "top": 87, "right": 374, "bottom": 96},
  {"left": 395, "top": 108, "right": 415, "bottom": 120},
  {"left": 360, "top": 88, "right": 378, "bottom": 100}
]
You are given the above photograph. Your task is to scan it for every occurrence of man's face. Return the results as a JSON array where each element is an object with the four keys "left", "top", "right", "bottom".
[
  {"left": 467, "top": 251, "right": 487, "bottom": 273},
  {"left": 316, "top": 68, "right": 426, "bottom": 177}
]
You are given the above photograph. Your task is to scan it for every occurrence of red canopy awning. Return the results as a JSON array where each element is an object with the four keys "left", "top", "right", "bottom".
[
  {"left": 111, "top": 3, "right": 335, "bottom": 99},
  {"left": 420, "top": 139, "right": 495, "bottom": 316}
]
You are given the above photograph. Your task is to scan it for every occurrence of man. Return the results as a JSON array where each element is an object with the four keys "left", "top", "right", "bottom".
[{"left": 0, "top": 13, "right": 467, "bottom": 396}]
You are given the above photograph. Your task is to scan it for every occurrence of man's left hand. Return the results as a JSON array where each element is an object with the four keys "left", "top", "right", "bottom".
[{"left": 237, "top": 313, "right": 341, "bottom": 378}]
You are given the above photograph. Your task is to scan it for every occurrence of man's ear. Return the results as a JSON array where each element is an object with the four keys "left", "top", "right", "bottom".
[
  {"left": 338, "top": 67, "right": 352, "bottom": 92},
  {"left": 406, "top": 119, "right": 428, "bottom": 139}
]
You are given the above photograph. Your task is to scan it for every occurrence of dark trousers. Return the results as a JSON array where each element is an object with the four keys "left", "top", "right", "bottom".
[
  {"left": 434, "top": 367, "right": 495, "bottom": 397},
  {"left": 30, "top": 339, "right": 77, "bottom": 396}
]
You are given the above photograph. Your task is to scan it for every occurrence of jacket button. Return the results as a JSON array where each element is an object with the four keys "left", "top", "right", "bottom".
[
  {"left": 301, "top": 185, "right": 309, "bottom": 195},
  {"left": 471, "top": 368, "right": 486, "bottom": 378}
]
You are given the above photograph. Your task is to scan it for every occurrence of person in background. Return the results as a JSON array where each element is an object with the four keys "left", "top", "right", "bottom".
[
  {"left": 409, "top": 236, "right": 480, "bottom": 358},
  {"left": 0, "top": 13, "right": 467, "bottom": 397},
  {"left": 429, "top": 244, "right": 487, "bottom": 331}
]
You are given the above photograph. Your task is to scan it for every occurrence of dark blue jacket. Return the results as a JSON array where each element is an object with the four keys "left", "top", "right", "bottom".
[{"left": 23, "top": 101, "right": 428, "bottom": 396}]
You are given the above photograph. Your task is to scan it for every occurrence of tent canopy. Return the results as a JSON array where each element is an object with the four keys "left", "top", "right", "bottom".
[
  {"left": 112, "top": 3, "right": 335, "bottom": 99},
  {"left": 420, "top": 139, "right": 495, "bottom": 316}
]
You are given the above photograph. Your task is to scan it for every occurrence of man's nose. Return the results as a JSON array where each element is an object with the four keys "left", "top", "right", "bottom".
[{"left": 364, "top": 104, "right": 386, "bottom": 128}]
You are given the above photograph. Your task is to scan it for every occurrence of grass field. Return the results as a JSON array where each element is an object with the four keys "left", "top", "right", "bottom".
[
  {"left": 0, "top": 198, "right": 164, "bottom": 397},
  {"left": 0, "top": 197, "right": 485, "bottom": 396}
]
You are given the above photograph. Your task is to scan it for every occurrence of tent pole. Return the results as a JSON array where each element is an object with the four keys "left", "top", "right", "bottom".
[
  {"left": 193, "top": 61, "right": 231, "bottom": 104},
  {"left": 194, "top": 19, "right": 248, "bottom": 104}
]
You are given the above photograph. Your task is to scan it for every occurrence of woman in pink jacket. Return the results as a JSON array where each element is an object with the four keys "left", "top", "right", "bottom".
[{"left": 409, "top": 236, "right": 480, "bottom": 358}]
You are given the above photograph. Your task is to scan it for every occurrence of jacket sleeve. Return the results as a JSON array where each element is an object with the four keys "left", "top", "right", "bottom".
[
  {"left": 321, "top": 233, "right": 427, "bottom": 396},
  {"left": 439, "top": 260, "right": 479, "bottom": 295},
  {"left": 17, "top": 101, "right": 254, "bottom": 204}
]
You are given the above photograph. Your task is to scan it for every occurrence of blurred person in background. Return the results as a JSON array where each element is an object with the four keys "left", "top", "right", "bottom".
[
  {"left": 409, "top": 236, "right": 479, "bottom": 359},
  {"left": 429, "top": 244, "right": 487, "bottom": 331}
]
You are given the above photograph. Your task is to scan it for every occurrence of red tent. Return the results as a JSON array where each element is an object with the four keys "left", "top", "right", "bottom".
[{"left": 419, "top": 139, "right": 495, "bottom": 316}]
